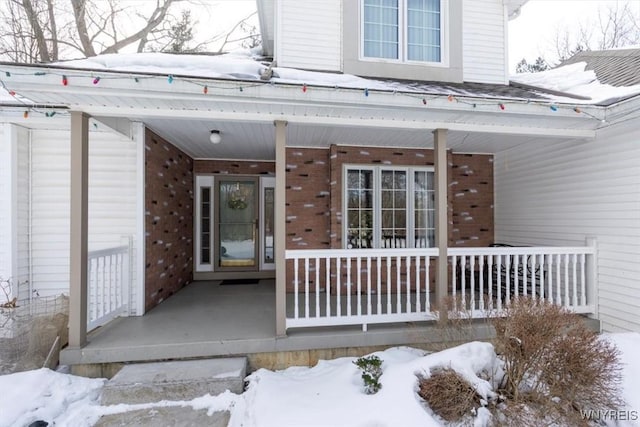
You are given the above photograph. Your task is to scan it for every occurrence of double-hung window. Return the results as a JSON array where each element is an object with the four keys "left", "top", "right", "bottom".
[
  {"left": 362, "top": 0, "right": 443, "bottom": 63},
  {"left": 344, "top": 166, "right": 435, "bottom": 249}
]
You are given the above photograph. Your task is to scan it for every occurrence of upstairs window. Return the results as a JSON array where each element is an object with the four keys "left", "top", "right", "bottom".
[{"left": 362, "top": 0, "right": 442, "bottom": 63}]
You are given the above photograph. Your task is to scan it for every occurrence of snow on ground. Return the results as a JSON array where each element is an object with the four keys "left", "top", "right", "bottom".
[{"left": 2, "top": 335, "right": 640, "bottom": 427}]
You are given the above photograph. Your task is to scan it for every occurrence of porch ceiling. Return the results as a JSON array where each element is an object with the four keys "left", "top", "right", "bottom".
[{"left": 1, "top": 63, "right": 605, "bottom": 159}]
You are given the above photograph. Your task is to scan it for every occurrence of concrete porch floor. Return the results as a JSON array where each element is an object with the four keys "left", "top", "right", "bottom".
[{"left": 61, "top": 279, "right": 484, "bottom": 367}]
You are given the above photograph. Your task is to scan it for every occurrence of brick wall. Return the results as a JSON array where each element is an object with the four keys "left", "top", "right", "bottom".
[
  {"left": 194, "top": 160, "right": 275, "bottom": 175},
  {"left": 284, "top": 145, "right": 494, "bottom": 292},
  {"left": 145, "top": 129, "right": 193, "bottom": 311},
  {"left": 451, "top": 154, "right": 494, "bottom": 247},
  {"left": 285, "top": 149, "right": 331, "bottom": 250}
]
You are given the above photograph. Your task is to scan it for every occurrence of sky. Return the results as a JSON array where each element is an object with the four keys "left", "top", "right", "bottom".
[{"left": 508, "top": 0, "right": 640, "bottom": 72}]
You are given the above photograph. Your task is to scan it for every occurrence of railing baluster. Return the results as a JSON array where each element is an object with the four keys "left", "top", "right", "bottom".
[
  {"left": 514, "top": 254, "right": 520, "bottom": 298},
  {"left": 505, "top": 255, "right": 511, "bottom": 305},
  {"left": 325, "top": 257, "right": 331, "bottom": 317},
  {"left": 386, "top": 256, "right": 392, "bottom": 314},
  {"left": 470, "top": 255, "right": 476, "bottom": 311},
  {"left": 538, "top": 254, "right": 544, "bottom": 301},
  {"left": 357, "top": 256, "right": 362, "bottom": 317},
  {"left": 580, "top": 253, "right": 586, "bottom": 307},
  {"left": 406, "top": 256, "right": 412, "bottom": 313},
  {"left": 564, "top": 254, "right": 570, "bottom": 307},
  {"left": 376, "top": 255, "right": 382, "bottom": 315},
  {"left": 425, "top": 255, "right": 430, "bottom": 312},
  {"left": 555, "top": 254, "right": 562, "bottom": 305},
  {"left": 367, "top": 256, "right": 372, "bottom": 317},
  {"left": 487, "top": 255, "right": 493, "bottom": 311},
  {"left": 396, "top": 256, "right": 401, "bottom": 314},
  {"left": 305, "top": 257, "right": 310, "bottom": 318},
  {"left": 416, "top": 255, "right": 421, "bottom": 313},
  {"left": 337, "top": 258, "right": 342, "bottom": 317},
  {"left": 315, "top": 257, "right": 320, "bottom": 319},
  {"left": 572, "top": 254, "right": 578, "bottom": 308},
  {"left": 523, "top": 254, "right": 529, "bottom": 298},
  {"left": 461, "top": 256, "right": 467, "bottom": 310},
  {"left": 546, "top": 254, "right": 552, "bottom": 303},
  {"left": 478, "top": 255, "right": 484, "bottom": 311},
  {"left": 294, "top": 258, "right": 299, "bottom": 319},
  {"left": 452, "top": 255, "right": 458, "bottom": 307},
  {"left": 496, "top": 254, "right": 502, "bottom": 311},
  {"left": 346, "top": 256, "right": 352, "bottom": 317}
]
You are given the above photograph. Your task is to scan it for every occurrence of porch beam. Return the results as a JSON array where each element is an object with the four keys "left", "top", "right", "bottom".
[
  {"left": 433, "top": 128, "right": 449, "bottom": 321},
  {"left": 76, "top": 106, "right": 597, "bottom": 139},
  {"left": 69, "top": 111, "right": 90, "bottom": 348},
  {"left": 275, "top": 120, "right": 287, "bottom": 336}
]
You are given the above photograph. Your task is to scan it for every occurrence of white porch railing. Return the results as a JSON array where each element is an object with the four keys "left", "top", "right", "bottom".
[
  {"left": 448, "top": 245, "right": 596, "bottom": 316},
  {"left": 285, "top": 244, "right": 596, "bottom": 330},
  {"left": 285, "top": 248, "right": 439, "bottom": 330},
  {"left": 87, "top": 244, "right": 130, "bottom": 331}
]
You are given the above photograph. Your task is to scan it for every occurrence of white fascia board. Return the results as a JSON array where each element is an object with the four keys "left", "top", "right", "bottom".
[
  {"left": 0, "top": 63, "right": 603, "bottom": 119},
  {"left": 78, "top": 104, "right": 596, "bottom": 139},
  {"left": 600, "top": 94, "right": 640, "bottom": 124},
  {"left": 1, "top": 65, "right": 600, "bottom": 136}
]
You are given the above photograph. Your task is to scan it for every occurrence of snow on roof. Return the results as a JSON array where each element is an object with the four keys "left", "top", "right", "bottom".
[
  {"left": 58, "top": 50, "right": 392, "bottom": 90},
  {"left": 52, "top": 50, "right": 581, "bottom": 103},
  {"left": 4, "top": 49, "right": 640, "bottom": 107},
  {"left": 510, "top": 61, "right": 640, "bottom": 105}
]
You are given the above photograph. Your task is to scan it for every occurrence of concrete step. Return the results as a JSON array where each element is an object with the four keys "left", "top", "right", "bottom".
[
  {"left": 94, "top": 406, "right": 230, "bottom": 427},
  {"left": 100, "top": 357, "right": 246, "bottom": 405}
]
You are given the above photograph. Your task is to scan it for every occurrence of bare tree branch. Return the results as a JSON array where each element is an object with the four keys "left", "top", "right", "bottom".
[
  {"left": 46, "top": 0, "right": 58, "bottom": 60},
  {"left": 100, "top": 0, "right": 178, "bottom": 54},
  {"left": 70, "top": 0, "right": 97, "bottom": 56},
  {"left": 21, "top": 0, "right": 51, "bottom": 61}
]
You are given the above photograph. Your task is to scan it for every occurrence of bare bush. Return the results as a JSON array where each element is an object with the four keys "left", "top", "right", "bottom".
[
  {"left": 417, "top": 367, "right": 481, "bottom": 423},
  {"left": 492, "top": 297, "right": 623, "bottom": 424}
]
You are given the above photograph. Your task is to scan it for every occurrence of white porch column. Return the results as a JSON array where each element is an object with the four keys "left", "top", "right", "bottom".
[
  {"left": 68, "top": 112, "right": 90, "bottom": 348},
  {"left": 433, "top": 128, "right": 449, "bottom": 320},
  {"left": 275, "top": 120, "right": 287, "bottom": 336}
]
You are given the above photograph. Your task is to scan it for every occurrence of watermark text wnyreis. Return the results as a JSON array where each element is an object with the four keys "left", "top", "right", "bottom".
[{"left": 580, "top": 410, "right": 638, "bottom": 421}]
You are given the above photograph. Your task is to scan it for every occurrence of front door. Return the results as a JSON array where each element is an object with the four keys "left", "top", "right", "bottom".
[
  {"left": 216, "top": 177, "right": 259, "bottom": 271},
  {"left": 195, "top": 175, "right": 274, "bottom": 273}
]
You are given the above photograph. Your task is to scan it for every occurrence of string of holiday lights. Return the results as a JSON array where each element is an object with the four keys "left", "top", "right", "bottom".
[{"left": 0, "top": 66, "right": 609, "bottom": 122}]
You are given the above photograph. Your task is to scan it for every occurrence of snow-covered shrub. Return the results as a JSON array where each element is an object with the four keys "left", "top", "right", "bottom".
[
  {"left": 417, "top": 366, "right": 481, "bottom": 422},
  {"left": 353, "top": 355, "right": 383, "bottom": 394},
  {"left": 492, "top": 297, "right": 623, "bottom": 424}
]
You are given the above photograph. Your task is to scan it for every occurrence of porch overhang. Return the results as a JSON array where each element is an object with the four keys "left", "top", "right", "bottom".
[{"left": 0, "top": 63, "right": 603, "bottom": 160}]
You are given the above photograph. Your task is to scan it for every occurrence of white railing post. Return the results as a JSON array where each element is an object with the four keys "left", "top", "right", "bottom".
[{"left": 585, "top": 237, "right": 598, "bottom": 318}]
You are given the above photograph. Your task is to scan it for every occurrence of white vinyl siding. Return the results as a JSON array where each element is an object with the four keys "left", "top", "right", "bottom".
[
  {"left": 0, "top": 125, "right": 9, "bottom": 288},
  {"left": 276, "top": 0, "right": 342, "bottom": 71},
  {"left": 29, "top": 128, "right": 138, "bottom": 310},
  {"left": 494, "top": 123, "right": 640, "bottom": 333},
  {"left": 15, "top": 126, "right": 30, "bottom": 301},
  {"left": 462, "top": 0, "right": 508, "bottom": 84},
  {"left": 0, "top": 124, "right": 30, "bottom": 301}
]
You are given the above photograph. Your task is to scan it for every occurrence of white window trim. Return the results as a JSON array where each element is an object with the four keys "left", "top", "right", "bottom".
[
  {"left": 359, "top": 0, "right": 449, "bottom": 67},
  {"left": 195, "top": 175, "right": 214, "bottom": 272},
  {"left": 342, "top": 164, "right": 435, "bottom": 249}
]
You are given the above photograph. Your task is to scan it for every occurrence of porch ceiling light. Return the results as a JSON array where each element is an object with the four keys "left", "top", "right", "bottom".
[{"left": 209, "top": 130, "right": 222, "bottom": 144}]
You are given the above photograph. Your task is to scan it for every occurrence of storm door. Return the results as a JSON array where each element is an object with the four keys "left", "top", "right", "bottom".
[{"left": 215, "top": 177, "right": 259, "bottom": 271}]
